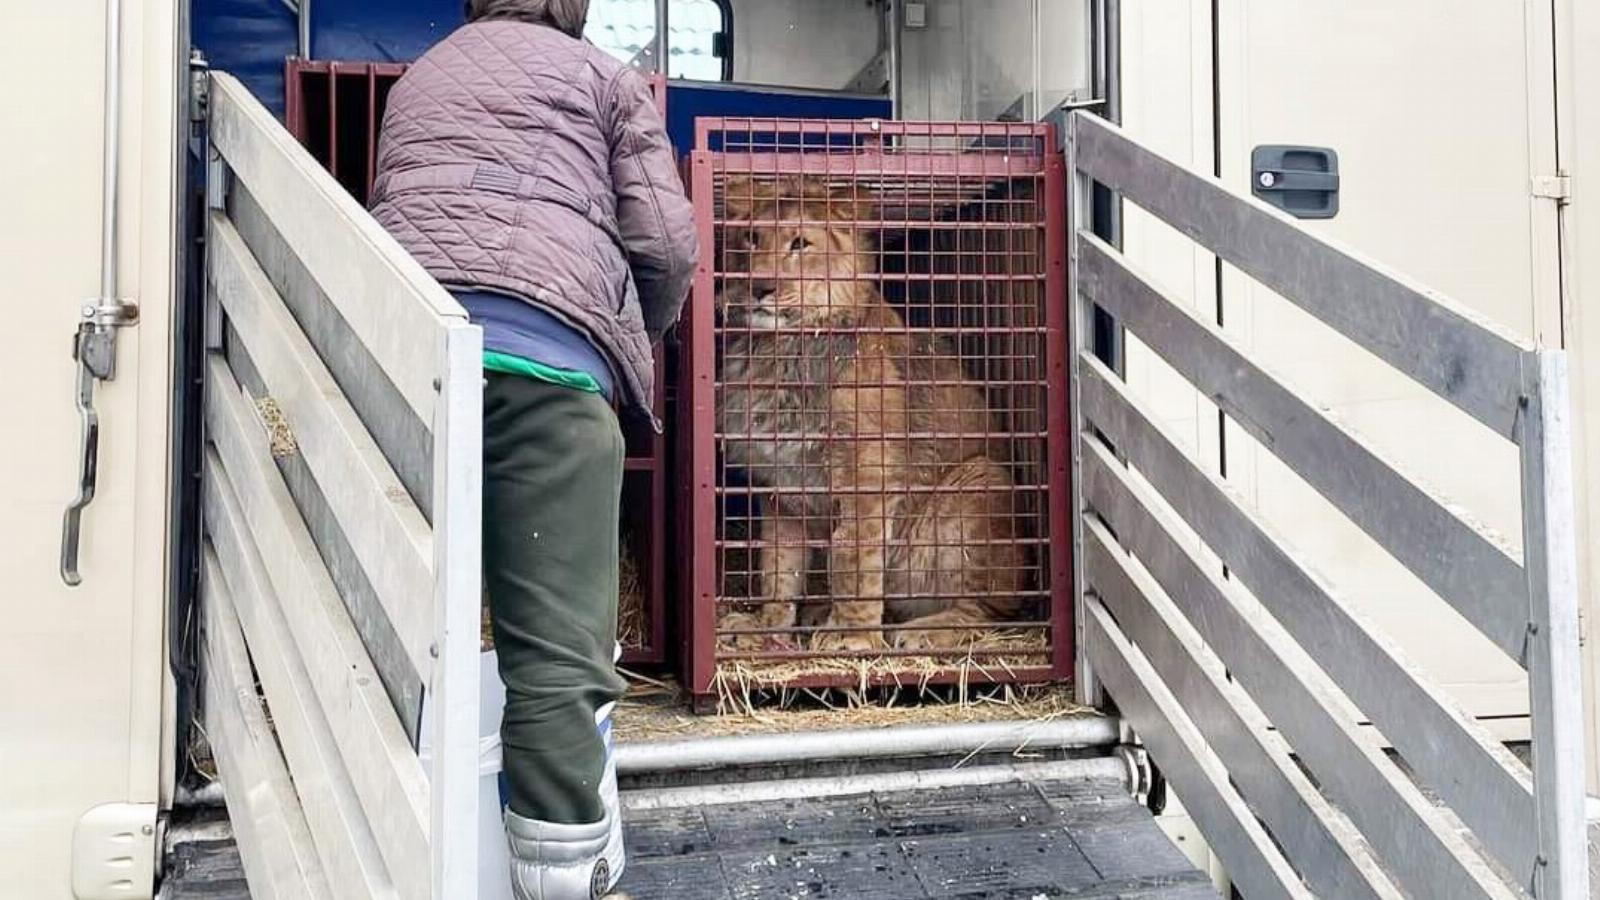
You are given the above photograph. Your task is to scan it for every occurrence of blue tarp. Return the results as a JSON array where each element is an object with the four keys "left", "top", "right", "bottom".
[
  {"left": 192, "top": 0, "right": 300, "bottom": 118},
  {"left": 310, "top": 0, "right": 462, "bottom": 64}
]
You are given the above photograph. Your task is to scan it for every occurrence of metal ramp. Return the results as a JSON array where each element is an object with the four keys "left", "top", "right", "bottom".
[
  {"left": 162, "top": 773, "right": 1216, "bottom": 899},
  {"left": 618, "top": 778, "right": 1213, "bottom": 900}
]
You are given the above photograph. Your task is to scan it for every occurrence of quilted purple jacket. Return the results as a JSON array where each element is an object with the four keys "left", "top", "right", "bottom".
[{"left": 370, "top": 20, "right": 697, "bottom": 415}]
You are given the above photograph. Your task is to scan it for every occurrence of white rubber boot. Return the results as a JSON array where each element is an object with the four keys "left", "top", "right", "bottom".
[
  {"left": 596, "top": 642, "right": 626, "bottom": 889},
  {"left": 505, "top": 809, "right": 613, "bottom": 900}
]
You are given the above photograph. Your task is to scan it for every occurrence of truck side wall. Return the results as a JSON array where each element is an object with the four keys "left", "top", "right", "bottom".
[
  {"left": 0, "top": 1, "right": 179, "bottom": 897},
  {"left": 1114, "top": 0, "right": 1594, "bottom": 741}
]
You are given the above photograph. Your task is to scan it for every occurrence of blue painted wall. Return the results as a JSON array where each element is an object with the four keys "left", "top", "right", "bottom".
[{"left": 665, "top": 82, "right": 891, "bottom": 152}]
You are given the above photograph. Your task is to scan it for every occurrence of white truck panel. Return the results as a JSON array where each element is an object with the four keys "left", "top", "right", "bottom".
[{"left": 0, "top": 2, "right": 177, "bottom": 897}]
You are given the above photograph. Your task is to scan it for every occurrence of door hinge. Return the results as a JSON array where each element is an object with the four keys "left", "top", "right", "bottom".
[
  {"left": 1532, "top": 173, "right": 1571, "bottom": 204},
  {"left": 188, "top": 49, "right": 210, "bottom": 124}
]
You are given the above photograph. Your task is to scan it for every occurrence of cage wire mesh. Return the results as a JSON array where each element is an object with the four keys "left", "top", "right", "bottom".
[{"left": 681, "top": 118, "right": 1071, "bottom": 702}]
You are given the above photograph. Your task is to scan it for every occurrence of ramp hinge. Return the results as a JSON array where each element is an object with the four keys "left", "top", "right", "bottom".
[
  {"left": 188, "top": 49, "right": 210, "bottom": 124},
  {"left": 1531, "top": 173, "right": 1571, "bottom": 204}
]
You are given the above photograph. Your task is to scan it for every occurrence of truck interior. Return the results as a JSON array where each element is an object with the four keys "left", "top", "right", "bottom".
[{"left": 145, "top": 1, "right": 1588, "bottom": 898}]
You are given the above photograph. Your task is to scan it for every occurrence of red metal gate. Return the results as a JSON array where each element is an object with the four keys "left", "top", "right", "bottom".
[
  {"left": 680, "top": 118, "right": 1071, "bottom": 702},
  {"left": 283, "top": 59, "right": 671, "bottom": 665}
]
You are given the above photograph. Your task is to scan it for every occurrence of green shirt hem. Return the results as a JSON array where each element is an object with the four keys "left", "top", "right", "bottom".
[{"left": 482, "top": 349, "right": 605, "bottom": 395}]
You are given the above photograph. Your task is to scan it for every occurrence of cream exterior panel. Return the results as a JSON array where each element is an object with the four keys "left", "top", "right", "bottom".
[
  {"left": 1117, "top": 0, "right": 1220, "bottom": 473},
  {"left": 0, "top": 2, "right": 178, "bottom": 897},
  {"left": 1212, "top": 0, "right": 1559, "bottom": 719}
]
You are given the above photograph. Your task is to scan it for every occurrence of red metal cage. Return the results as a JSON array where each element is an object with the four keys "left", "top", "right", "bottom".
[
  {"left": 284, "top": 59, "right": 671, "bottom": 664},
  {"left": 679, "top": 118, "right": 1071, "bottom": 702}
]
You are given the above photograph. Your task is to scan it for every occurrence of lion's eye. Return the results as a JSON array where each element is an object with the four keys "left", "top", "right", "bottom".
[{"left": 789, "top": 236, "right": 813, "bottom": 253}]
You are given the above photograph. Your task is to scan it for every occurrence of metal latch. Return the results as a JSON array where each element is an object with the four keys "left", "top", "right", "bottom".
[
  {"left": 1251, "top": 144, "right": 1340, "bottom": 219},
  {"left": 61, "top": 298, "right": 139, "bottom": 586}
]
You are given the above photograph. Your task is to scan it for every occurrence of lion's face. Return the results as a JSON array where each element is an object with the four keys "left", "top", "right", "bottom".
[{"left": 719, "top": 176, "right": 875, "bottom": 327}]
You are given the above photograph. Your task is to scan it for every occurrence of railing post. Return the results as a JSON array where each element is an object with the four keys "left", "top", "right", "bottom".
[
  {"left": 430, "top": 323, "right": 483, "bottom": 900},
  {"left": 1518, "top": 348, "right": 1589, "bottom": 899},
  {"left": 1067, "top": 113, "right": 1101, "bottom": 708}
]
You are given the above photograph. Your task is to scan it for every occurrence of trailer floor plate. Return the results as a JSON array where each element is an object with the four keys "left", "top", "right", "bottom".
[
  {"left": 615, "top": 777, "right": 1216, "bottom": 899},
  {"left": 160, "top": 777, "right": 1215, "bottom": 898}
]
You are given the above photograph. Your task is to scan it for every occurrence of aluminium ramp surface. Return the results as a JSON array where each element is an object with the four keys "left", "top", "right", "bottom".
[
  {"left": 165, "top": 775, "right": 1209, "bottom": 890},
  {"left": 616, "top": 777, "right": 1214, "bottom": 899},
  {"left": 160, "top": 776, "right": 1214, "bottom": 898}
]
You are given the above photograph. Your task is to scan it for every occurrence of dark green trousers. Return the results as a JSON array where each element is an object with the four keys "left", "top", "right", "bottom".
[{"left": 483, "top": 373, "right": 627, "bottom": 825}]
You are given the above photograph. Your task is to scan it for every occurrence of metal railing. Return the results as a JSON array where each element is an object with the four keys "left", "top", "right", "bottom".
[
  {"left": 1067, "top": 111, "right": 1587, "bottom": 899},
  {"left": 198, "top": 72, "right": 482, "bottom": 900}
]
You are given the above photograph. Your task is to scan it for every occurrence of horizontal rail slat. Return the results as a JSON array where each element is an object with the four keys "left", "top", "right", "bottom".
[
  {"left": 204, "top": 357, "right": 429, "bottom": 900},
  {"left": 209, "top": 212, "right": 436, "bottom": 678},
  {"left": 202, "top": 549, "right": 335, "bottom": 900},
  {"left": 228, "top": 185, "right": 434, "bottom": 520},
  {"left": 203, "top": 453, "right": 398, "bottom": 900},
  {"left": 222, "top": 334, "right": 424, "bottom": 744},
  {"left": 1080, "top": 598, "right": 1313, "bottom": 900},
  {"left": 1081, "top": 441, "right": 1517, "bottom": 900},
  {"left": 1077, "top": 357, "right": 1538, "bottom": 885},
  {"left": 1070, "top": 112, "right": 1527, "bottom": 437},
  {"left": 1080, "top": 518, "right": 1400, "bottom": 900},
  {"left": 207, "top": 72, "right": 463, "bottom": 424},
  {"left": 1076, "top": 233, "right": 1528, "bottom": 659}
]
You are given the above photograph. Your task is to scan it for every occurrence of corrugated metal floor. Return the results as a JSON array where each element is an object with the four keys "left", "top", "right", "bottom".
[{"left": 162, "top": 777, "right": 1217, "bottom": 899}]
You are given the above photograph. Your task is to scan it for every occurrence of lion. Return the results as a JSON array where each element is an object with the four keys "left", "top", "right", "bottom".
[{"left": 714, "top": 175, "right": 1027, "bottom": 653}]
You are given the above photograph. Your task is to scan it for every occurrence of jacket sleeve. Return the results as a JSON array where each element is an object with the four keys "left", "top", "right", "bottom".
[{"left": 608, "top": 70, "right": 698, "bottom": 341}]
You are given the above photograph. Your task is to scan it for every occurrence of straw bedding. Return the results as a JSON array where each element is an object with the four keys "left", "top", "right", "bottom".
[
  {"left": 614, "top": 664, "right": 1084, "bottom": 744},
  {"left": 706, "top": 625, "right": 1052, "bottom": 716},
  {"left": 255, "top": 397, "right": 298, "bottom": 458}
]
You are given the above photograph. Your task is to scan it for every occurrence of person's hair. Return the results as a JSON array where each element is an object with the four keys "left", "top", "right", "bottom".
[{"left": 464, "top": 0, "right": 590, "bottom": 37}]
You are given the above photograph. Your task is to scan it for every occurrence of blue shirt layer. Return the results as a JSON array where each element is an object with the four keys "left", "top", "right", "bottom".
[{"left": 452, "top": 290, "right": 616, "bottom": 401}]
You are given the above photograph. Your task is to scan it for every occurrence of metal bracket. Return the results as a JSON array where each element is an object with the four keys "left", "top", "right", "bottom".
[
  {"left": 1055, "top": 92, "right": 1109, "bottom": 111},
  {"left": 83, "top": 296, "right": 140, "bottom": 329},
  {"left": 188, "top": 49, "right": 210, "bottom": 124},
  {"left": 1115, "top": 743, "right": 1153, "bottom": 798},
  {"left": 1532, "top": 174, "right": 1572, "bottom": 204},
  {"left": 845, "top": 49, "right": 891, "bottom": 95},
  {"left": 71, "top": 803, "right": 158, "bottom": 900}
]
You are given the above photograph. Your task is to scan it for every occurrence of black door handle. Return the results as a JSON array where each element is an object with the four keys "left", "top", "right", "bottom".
[{"left": 1251, "top": 145, "right": 1339, "bottom": 219}]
